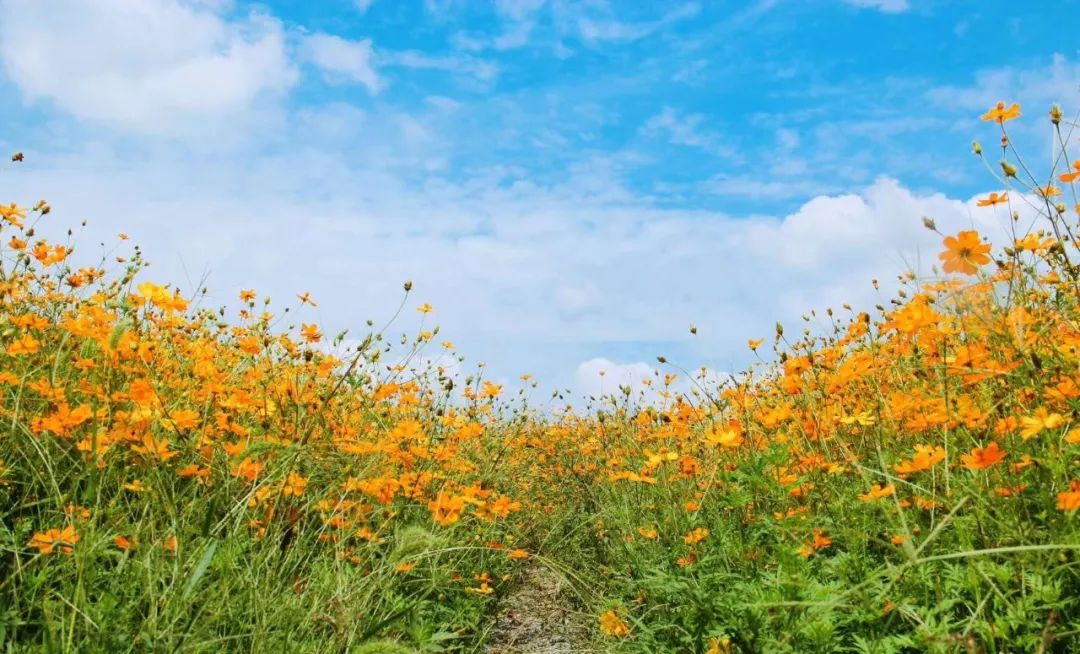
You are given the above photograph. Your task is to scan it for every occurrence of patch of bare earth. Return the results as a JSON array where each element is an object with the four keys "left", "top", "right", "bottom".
[{"left": 482, "top": 563, "right": 591, "bottom": 653}]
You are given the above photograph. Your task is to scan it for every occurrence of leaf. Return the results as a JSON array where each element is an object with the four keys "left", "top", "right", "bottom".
[{"left": 181, "top": 540, "right": 217, "bottom": 602}]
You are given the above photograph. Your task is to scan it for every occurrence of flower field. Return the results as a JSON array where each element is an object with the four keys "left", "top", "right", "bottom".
[{"left": 1, "top": 104, "right": 1079, "bottom": 652}]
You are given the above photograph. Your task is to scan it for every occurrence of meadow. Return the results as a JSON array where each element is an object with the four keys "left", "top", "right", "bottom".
[{"left": 1, "top": 101, "right": 1078, "bottom": 653}]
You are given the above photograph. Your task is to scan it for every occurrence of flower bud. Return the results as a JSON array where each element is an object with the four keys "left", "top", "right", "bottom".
[
  {"left": 1050, "top": 104, "right": 1063, "bottom": 125},
  {"left": 922, "top": 216, "right": 937, "bottom": 231}
]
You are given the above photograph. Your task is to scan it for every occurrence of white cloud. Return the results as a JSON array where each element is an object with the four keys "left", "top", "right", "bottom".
[
  {"left": 495, "top": 0, "right": 546, "bottom": 20},
  {"left": 926, "top": 53, "right": 1080, "bottom": 113},
  {"left": 5, "top": 127, "right": 1019, "bottom": 397},
  {"left": 844, "top": 0, "right": 910, "bottom": 13},
  {"left": 302, "top": 33, "right": 381, "bottom": 94},
  {"left": 643, "top": 107, "right": 733, "bottom": 156},
  {"left": 0, "top": 0, "right": 297, "bottom": 135},
  {"left": 382, "top": 50, "right": 498, "bottom": 83},
  {"left": 355, "top": 0, "right": 375, "bottom": 13},
  {"left": 577, "top": 3, "right": 701, "bottom": 42}
]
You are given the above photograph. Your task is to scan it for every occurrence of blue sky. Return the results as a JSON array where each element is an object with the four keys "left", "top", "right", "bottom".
[{"left": 1, "top": 0, "right": 1078, "bottom": 403}]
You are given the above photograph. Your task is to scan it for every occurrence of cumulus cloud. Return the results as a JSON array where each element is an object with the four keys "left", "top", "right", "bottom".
[
  {"left": 0, "top": 0, "right": 297, "bottom": 135},
  {"left": 3, "top": 132, "right": 1015, "bottom": 397}
]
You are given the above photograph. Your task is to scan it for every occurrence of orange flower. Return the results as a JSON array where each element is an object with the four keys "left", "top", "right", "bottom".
[
  {"left": 428, "top": 491, "right": 466, "bottom": 526},
  {"left": 1057, "top": 480, "right": 1080, "bottom": 512},
  {"left": 394, "top": 561, "right": 417, "bottom": 573},
  {"left": 168, "top": 409, "right": 200, "bottom": 431},
  {"left": 980, "top": 101, "right": 1020, "bottom": 123},
  {"left": 300, "top": 323, "right": 322, "bottom": 344},
  {"left": 598, "top": 610, "right": 630, "bottom": 637},
  {"left": 296, "top": 292, "right": 317, "bottom": 307},
  {"left": 1060, "top": 161, "right": 1080, "bottom": 183},
  {"left": 798, "top": 529, "right": 832, "bottom": 557},
  {"left": 507, "top": 549, "right": 530, "bottom": 559},
  {"left": 976, "top": 192, "right": 1008, "bottom": 207},
  {"left": 113, "top": 535, "right": 135, "bottom": 551},
  {"left": 939, "top": 230, "right": 992, "bottom": 275},
  {"left": 282, "top": 472, "right": 308, "bottom": 497},
  {"left": 683, "top": 527, "right": 709, "bottom": 545},
  {"left": 858, "top": 483, "right": 896, "bottom": 501},
  {"left": 28, "top": 525, "right": 79, "bottom": 555},
  {"left": 960, "top": 441, "right": 1007, "bottom": 470},
  {"left": 177, "top": 464, "right": 211, "bottom": 480},
  {"left": 1036, "top": 184, "right": 1061, "bottom": 198},
  {"left": 6, "top": 335, "right": 41, "bottom": 355},
  {"left": 131, "top": 434, "right": 178, "bottom": 462},
  {"left": 637, "top": 526, "right": 659, "bottom": 540},
  {"left": 894, "top": 444, "right": 946, "bottom": 475}
]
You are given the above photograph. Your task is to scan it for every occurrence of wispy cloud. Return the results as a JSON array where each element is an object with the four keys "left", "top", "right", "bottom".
[
  {"left": 382, "top": 50, "right": 499, "bottom": 83},
  {"left": 844, "top": 0, "right": 910, "bottom": 13},
  {"left": 577, "top": 3, "right": 701, "bottom": 42},
  {"left": 642, "top": 107, "right": 733, "bottom": 156},
  {"left": 302, "top": 34, "right": 381, "bottom": 93}
]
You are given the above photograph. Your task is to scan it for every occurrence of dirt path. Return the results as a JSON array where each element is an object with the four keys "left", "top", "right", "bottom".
[{"left": 482, "top": 562, "right": 591, "bottom": 653}]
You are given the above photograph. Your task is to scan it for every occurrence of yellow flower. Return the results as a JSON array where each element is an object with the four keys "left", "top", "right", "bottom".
[
  {"left": 598, "top": 609, "right": 630, "bottom": 637},
  {"left": 706, "top": 636, "right": 734, "bottom": 654},
  {"left": 980, "top": 101, "right": 1020, "bottom": 123},
  {"left": 705, "top": 425, "right": 743, "bottom": 448},
  {"left": 1019, "top": 408, "right": 1064, "bottom": 440},
  {"left": 0, "top": 203, "right": 27, "bottom": 227},
  {"left": 637, "top": 526, "right": 658, "bottom": 540}
]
